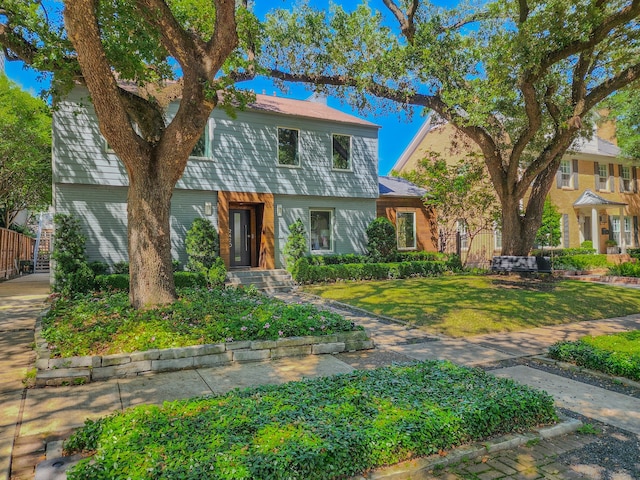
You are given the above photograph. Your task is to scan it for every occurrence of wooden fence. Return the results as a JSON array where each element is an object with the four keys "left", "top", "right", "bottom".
[{"left": 0, "top": 228, "right": 36, "bottom": 279}]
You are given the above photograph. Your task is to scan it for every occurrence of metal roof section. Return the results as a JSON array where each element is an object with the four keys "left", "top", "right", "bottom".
[
  {"left": 569, "top": 133, "right": 620, "bottom": 158},
  {"left": 248, "top": 94, "right": 380, "bottom": 128},
  {"left": 573, "top": 189, "right": 627, "bottom": 207},
  {"left": 378, "top": 175, "right": 427, "bottom": 197}
]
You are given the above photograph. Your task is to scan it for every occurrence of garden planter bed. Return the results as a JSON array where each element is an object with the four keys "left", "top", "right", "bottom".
[{"left": 34, "top": 312, "right": 373, "bottom": 387}]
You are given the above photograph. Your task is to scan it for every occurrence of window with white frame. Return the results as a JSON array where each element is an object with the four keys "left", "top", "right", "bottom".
[
  {"left": 559, "top": 161, "right": 571, "bottom": 187},
  {"left": 494, "top": 224, "right": 502, "bottom": 250},
  {"left": 611, "top": 216, "right": 621, "bottom": 246},
  {"left": 624, "top": 216, "right": 633, "bottom": 246},
  {"left": 621, "top": 166, "right": 632, "bottom": 192},
  {"left": 396, "top": 211, "right": 417, "bottom": 250},
  {"left": 332, "top": 134, "right": 351, "bottom": 170},
  {"left": 310, "top": 210, "right": 333, "bottom": 251},
  {"left": 598, "top": 164, "right": 609, "bottom": 191},
  {"left": 278, "top": 127, "right": 300, "bottom": 166},
  {"left": 457, "top": 220, "right": 468, "bottom": 250},
  {"left": 190, "top": 124, "right": 211, "bottom": 159}
]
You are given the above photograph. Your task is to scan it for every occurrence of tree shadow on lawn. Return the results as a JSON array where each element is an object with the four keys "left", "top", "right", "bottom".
[{"left": 311, "top": 276, "right": 640, "bottom": 337}]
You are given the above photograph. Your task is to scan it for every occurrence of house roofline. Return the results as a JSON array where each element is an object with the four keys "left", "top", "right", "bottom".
[{"left": 391, "top": 115, "right": 435, "bottom": 172}]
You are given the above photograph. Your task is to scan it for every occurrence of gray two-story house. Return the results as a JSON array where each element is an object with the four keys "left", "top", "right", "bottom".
[{"left": 53, "top": 87, "right": 384, "bottom": 270}]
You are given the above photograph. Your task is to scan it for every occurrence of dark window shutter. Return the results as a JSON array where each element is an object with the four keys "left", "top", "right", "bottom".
[
  {"left": 619, "top": 164, "right": 623, "bottom": 192},
  {"left": 608, "top": 216, "right": 613, "bottom": 241},
  {"left": 634, "top": 216, "right": 639, "bottom": 247},
  {"left": 572, "top": 159, "right": 579, "bottom": 189},
  {"left": 563, "top": 214, "right": 569, "bottom": 248},
  {"left": 633, "top": 167, "right": 638, "bottom": 193},
  {"left": 594, "top": 162, "right": 599, "bottom": 190}
]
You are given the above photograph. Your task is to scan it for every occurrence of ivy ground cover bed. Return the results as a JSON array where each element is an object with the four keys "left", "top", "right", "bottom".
[
  {"left": 64, "top": 361, "right": 557, "bottom": 480},
  {"left": 43, "top": 287, "right": 359, "bottom": 357},
  {"left": 305, "top": 275, "right": 640, "bottom": 337},
  {"left": 549, "top": 330, "right": 640, "bottom": 381}
]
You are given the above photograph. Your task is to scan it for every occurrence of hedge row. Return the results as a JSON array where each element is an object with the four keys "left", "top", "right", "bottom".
[
  {"left": 548, "top": 334, "right": 640, "bottom": 381},
  {"left": 95, "top": 272, "right": 207, "bottom": 291},
  {"left": 552, "top": 254, "right": 609, "bottom": 270},
  {"left": 306, "top": 251, "right": 452, "bottom": 266},
  {"left": 292, "top": 257, "right": 460, "bottom": 283},
  {"left": 532, "top": 247, "right": 596, "bottom": 257},
  {"left": 64, "top": 361, "right": 557, "bottom": 480}
]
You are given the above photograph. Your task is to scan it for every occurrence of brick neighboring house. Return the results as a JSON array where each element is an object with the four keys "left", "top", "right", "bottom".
[
  {"left": 53, "top": 87, "right": 436, "bottom": 270},
  {"left": 394, "top": 117, "right": 640, "bottom": 259}
]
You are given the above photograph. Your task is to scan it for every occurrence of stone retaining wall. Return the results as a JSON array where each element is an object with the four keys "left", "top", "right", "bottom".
[{"left": 34, "top": 312, "right": 373, "bottom": 387}]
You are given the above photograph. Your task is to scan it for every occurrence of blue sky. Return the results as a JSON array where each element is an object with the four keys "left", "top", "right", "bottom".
[{"left": 3, "top": 1, "right": 431, "bottom": 175}]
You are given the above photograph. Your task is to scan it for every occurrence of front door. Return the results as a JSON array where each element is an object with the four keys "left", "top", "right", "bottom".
[{"left": 230, "top": 209, "right": 251, "bottom": 267}]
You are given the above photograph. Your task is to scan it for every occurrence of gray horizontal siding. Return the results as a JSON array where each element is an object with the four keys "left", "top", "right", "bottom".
[
  {"left": 55, "top": 87, "right": 379, "bottom": 199},
  {"left": 54, "top": 184, "right": 217, "bottom": 268},
  {"left": 274, "top": 195, "right": 376, "bottom": 268}
]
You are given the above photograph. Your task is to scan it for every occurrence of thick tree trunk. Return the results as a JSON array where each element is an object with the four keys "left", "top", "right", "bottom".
[
  {"left": 501, "top": 201, "right": 541, "bottom": 256},
  {"left": 127, "top": 172, "right": 176, "bottom": 309}
]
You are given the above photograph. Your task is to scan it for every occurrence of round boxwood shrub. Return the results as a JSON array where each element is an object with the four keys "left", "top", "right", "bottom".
[
  {"left": 366, "top": 217, "right": 397, "bottom": 262},
  {"left": 186, "top": 218, "right": 220, "bottom": 273}
]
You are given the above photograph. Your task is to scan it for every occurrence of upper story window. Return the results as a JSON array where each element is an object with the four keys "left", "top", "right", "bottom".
[
  {"left": 278, "top": 127, "right": 300, "bottom": 167},
  {"left": 559, "top": 161, "right": 571, "bottom": 188},
  {"left": 457, "top": 220, "right": 468, "bottom": 250},
  {"left": 396, "top": 211, "right": 416, "bottom": 250},
  {"left": 310, "top": 209, "right": 333, "bottom": 252},
  {"left": 621, "top": 166, "right": 632, "bottom": 193},
  {"left": 332, "top": 134, "right": 352, "bottom": 170},
  {"left": 190, "top": 128, "right": 211, "bottom": 159},
  {"left": 597, "top": 163, "right": 609, "bottom": 191}
]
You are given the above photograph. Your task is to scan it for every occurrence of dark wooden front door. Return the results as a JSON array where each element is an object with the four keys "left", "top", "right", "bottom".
[{"left": 230, "top": 209, "right": 251, "bottom": 267}]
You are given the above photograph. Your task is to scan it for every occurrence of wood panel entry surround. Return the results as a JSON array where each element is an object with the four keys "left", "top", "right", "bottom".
[{"left": 218, "top": 191, "right": 275, "bottom": 269}]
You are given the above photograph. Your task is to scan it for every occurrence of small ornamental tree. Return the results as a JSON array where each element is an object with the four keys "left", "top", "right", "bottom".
[
  {"left": 366, "top": 217, "right": 397, "bottom": 262},
  {"left": 283, "top": 219, "right": 307, "bottom": 270},
  {"left": 186, "top": 218, "right": 220, "bottom": 273},
  {"left": 51, "top": 214, "right": 94, "bottom": 295},
  {"left": 535, "top": 198, "right": 562, "bottom": 252}
]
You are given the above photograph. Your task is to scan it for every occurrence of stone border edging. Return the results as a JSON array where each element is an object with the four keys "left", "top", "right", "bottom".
[
  {"left": 350, "top": 415, "right": 582, "bottom": 479},
  {"left": 34, "top": 310, "right": 373, "bottom": 387}
]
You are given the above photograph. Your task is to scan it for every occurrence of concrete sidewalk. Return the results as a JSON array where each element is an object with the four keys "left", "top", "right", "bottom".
[{"left": 2, "top": 275, "right": 640, "bottom": 479}]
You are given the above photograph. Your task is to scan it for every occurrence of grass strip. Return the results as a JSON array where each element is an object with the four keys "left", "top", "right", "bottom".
[
  {"left": 42, "top": 287, "right": 359, "bottom": 357},
  {"left": 548, "top": 330, "right": 640, "bottom": 381},
  {"left": 64, "top": 361, "right": 556, "bottom": 480}
]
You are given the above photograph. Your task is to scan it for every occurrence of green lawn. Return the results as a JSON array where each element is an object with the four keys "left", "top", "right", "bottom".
[{"left": 304, "top": 275, "right": 640, "bottom": 337}]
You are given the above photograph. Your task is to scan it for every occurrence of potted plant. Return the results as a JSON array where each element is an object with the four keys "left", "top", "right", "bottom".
[{"left": 605, "top": 239, "right": 619, "bottom": 254}]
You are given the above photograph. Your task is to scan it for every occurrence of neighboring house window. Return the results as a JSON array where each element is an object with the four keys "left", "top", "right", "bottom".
[
  {"left": 494, "top": 224, "right": 502, "bottom": 250},
  {"left": 310, "top": 210, "right": 333, "bottom": 251},
  {"left": 598, "top": 164, "right": 609, "bottom": 191},
  {"left": 278, "top": 127, "right": 300, "bottom": 166},
  {"left": 624, "top": 216, "right": 633, "bottom": 246},
  {"left": 396, "top": 211, "right": 417, "bottom": 250},
  {"left": 332, "top": 134, "right": 351, "bottom": 170},
  {"left": 611, "top": 216, "right": 621, "bottom": 246},
  {"left": 559, "top": 161, "right": 571, "bottom": 188},
  {"left": 190, "top": 126, "right": 211, "bottom": 158},
  {"left": 457, "top": 220, "right": 468, "bottom": 250},
  {"left": 621, "top": 166, "right": 632, "bottom": 193}
]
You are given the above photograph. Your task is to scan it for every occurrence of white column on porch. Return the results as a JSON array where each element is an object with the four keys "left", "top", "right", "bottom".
[
  {"left": 620, "top": 206, "right": 627, "bottom": 254},
  {"left": 592, "top": 207, "right": 599, "bottom": 253}
]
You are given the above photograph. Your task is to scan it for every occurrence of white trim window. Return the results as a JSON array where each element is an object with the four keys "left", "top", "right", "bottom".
[
  {"left": 494, "top": 224, "right": 502, "bottom": 250},
  {"left": 277, "top": 127, "right": 300, "bottom": 166},
  {"left": 310, "top": 209, "right": 333, "bottom": 252},
  {"left": 457, "top": 220, "right": 469, "bottom": 250},
  {"left": 396, "top": 210, "right": 417, "bottom": 250},
  {"left": 598, "top": 164, "right": 609, "bottom": 191},
  {"left": 611, "top": 216, "right": 621, "bottom": 246},
  {"left": 621, "top": 166, "right": 632, "bottom": 193},
  {"left": 332, "top": 134, "right": 352, "bottom": 170},
  {"left": 624, "top": 216, "right": 633, "bottom": 246},
  {"left": 559, "top": 160, "right": 571, "bottom": 188}
]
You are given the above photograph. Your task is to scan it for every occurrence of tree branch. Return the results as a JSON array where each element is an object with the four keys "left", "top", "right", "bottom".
[
  {"left": 518, "top": 0, "right": 529, "bottom": 23},
  {"left": 382, "top": 0, "right": 418, "bottom": 43},
  {"left": 584, "top": 62, "right": 640, "bottom": 112},
  {"left": 509, "top": 79, "right": 542, "bottom": 181}
]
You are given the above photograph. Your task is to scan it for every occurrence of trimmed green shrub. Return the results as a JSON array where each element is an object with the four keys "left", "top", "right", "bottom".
[
  {"left": 51, "top": 213, "right": 95, "bottom": 296},
  {"left": 112, "top": 261, "right": 129, "bottom": 274},
  {"left": 173, "top": 272, "right": 208, "bottom": 289},
  {"left": 307, "top": 253, "right": 369, "bottom": 265},
  {"left": 87, "top": 261, "right": 109, "bottom": 276},
  {"left": 283, "top": 219, "right": 308, "bottom": 270},
  {"left": 580, "top": 240, "right": 593, "bottom": 249},
  {"left": 627, "top": 248, "right": 640, "bottom": 259},
  {"left": 532, "top": 247, "right": 596, "bottom": 257},
  {"left": 64, "top": 361, "right": 556, "bottom": 480},
  {"left": 549, "top": 332, "right": 640, "bottom": 381},
  {"left": 608, "top": 262, "right": 640, "bottom": 277},
  {"left": 95, "top": 274, "right": 129, "bottom": 291},
  {"left": 553, "top": 254, "right": 609, "bottom": 270},
  {"left": 292, "top": 260, "right": 452, "bottom": 283},
  {"left": 186, "top": 218, "right": 220, "bottom": 273},
  {"left": 366, "top": 217, "right": 397, "bottom": 262}
]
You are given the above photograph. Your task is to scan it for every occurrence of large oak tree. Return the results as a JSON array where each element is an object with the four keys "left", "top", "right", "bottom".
[
  {"left": 262, "top": 0, "right": 640, "bottom": 255},
  {"left": 0, "top": 0, "right": 256, "bottom": 308}
]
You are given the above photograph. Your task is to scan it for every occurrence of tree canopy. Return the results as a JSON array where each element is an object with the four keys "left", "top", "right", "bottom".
[
  {"left": 261, "top": 0, "right": 640, "bottom": 255},
  {"left": 606, "top": 87, "right": 640, "bottom": 161},
  {"left": 0, "top": 74, "right": 51, "bottom": 229}
]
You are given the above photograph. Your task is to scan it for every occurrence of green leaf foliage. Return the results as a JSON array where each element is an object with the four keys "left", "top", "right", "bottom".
[
  {"left": 51, "top": 214, "right": 94, "bottom": 296},
  {"left": 366, "top": 217, "right": 397, "bottom": 262},
  {"left": 0, "top": 74, "right": 51, "bottom": 228},
  {"left": 535, "top": 198, "right": 562, "bottom": 249},
  {"left": 549, "top": 331, "right": 640, "bottom": 381},
  {"left": 42, "top": 286, "right": 359, "bottom": 357},
  {"left": 186, "top": 218, "right": 220, "bottom": 274},
  {"left": 64, "top": 361, "right": 556, "bottom": 480},
  {"left": 283, "top": 219, "right": 307, "bottom": 270},
  {"left": 608, "top": 262, "right": 640, "bottom": 278}
]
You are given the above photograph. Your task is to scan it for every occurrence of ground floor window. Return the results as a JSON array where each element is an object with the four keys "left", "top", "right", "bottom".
[
  {"left": 397, "top": 211, "right": 416, "bottom": 250},
  {"left": 457, "top": 220, "right": 468, "bottom": 250},
  {"left": 310, "top": 210, "right": 333, "bottom": 251},
  {"left": 494, "top": 225, "right": 502, "bottom": 250}
]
